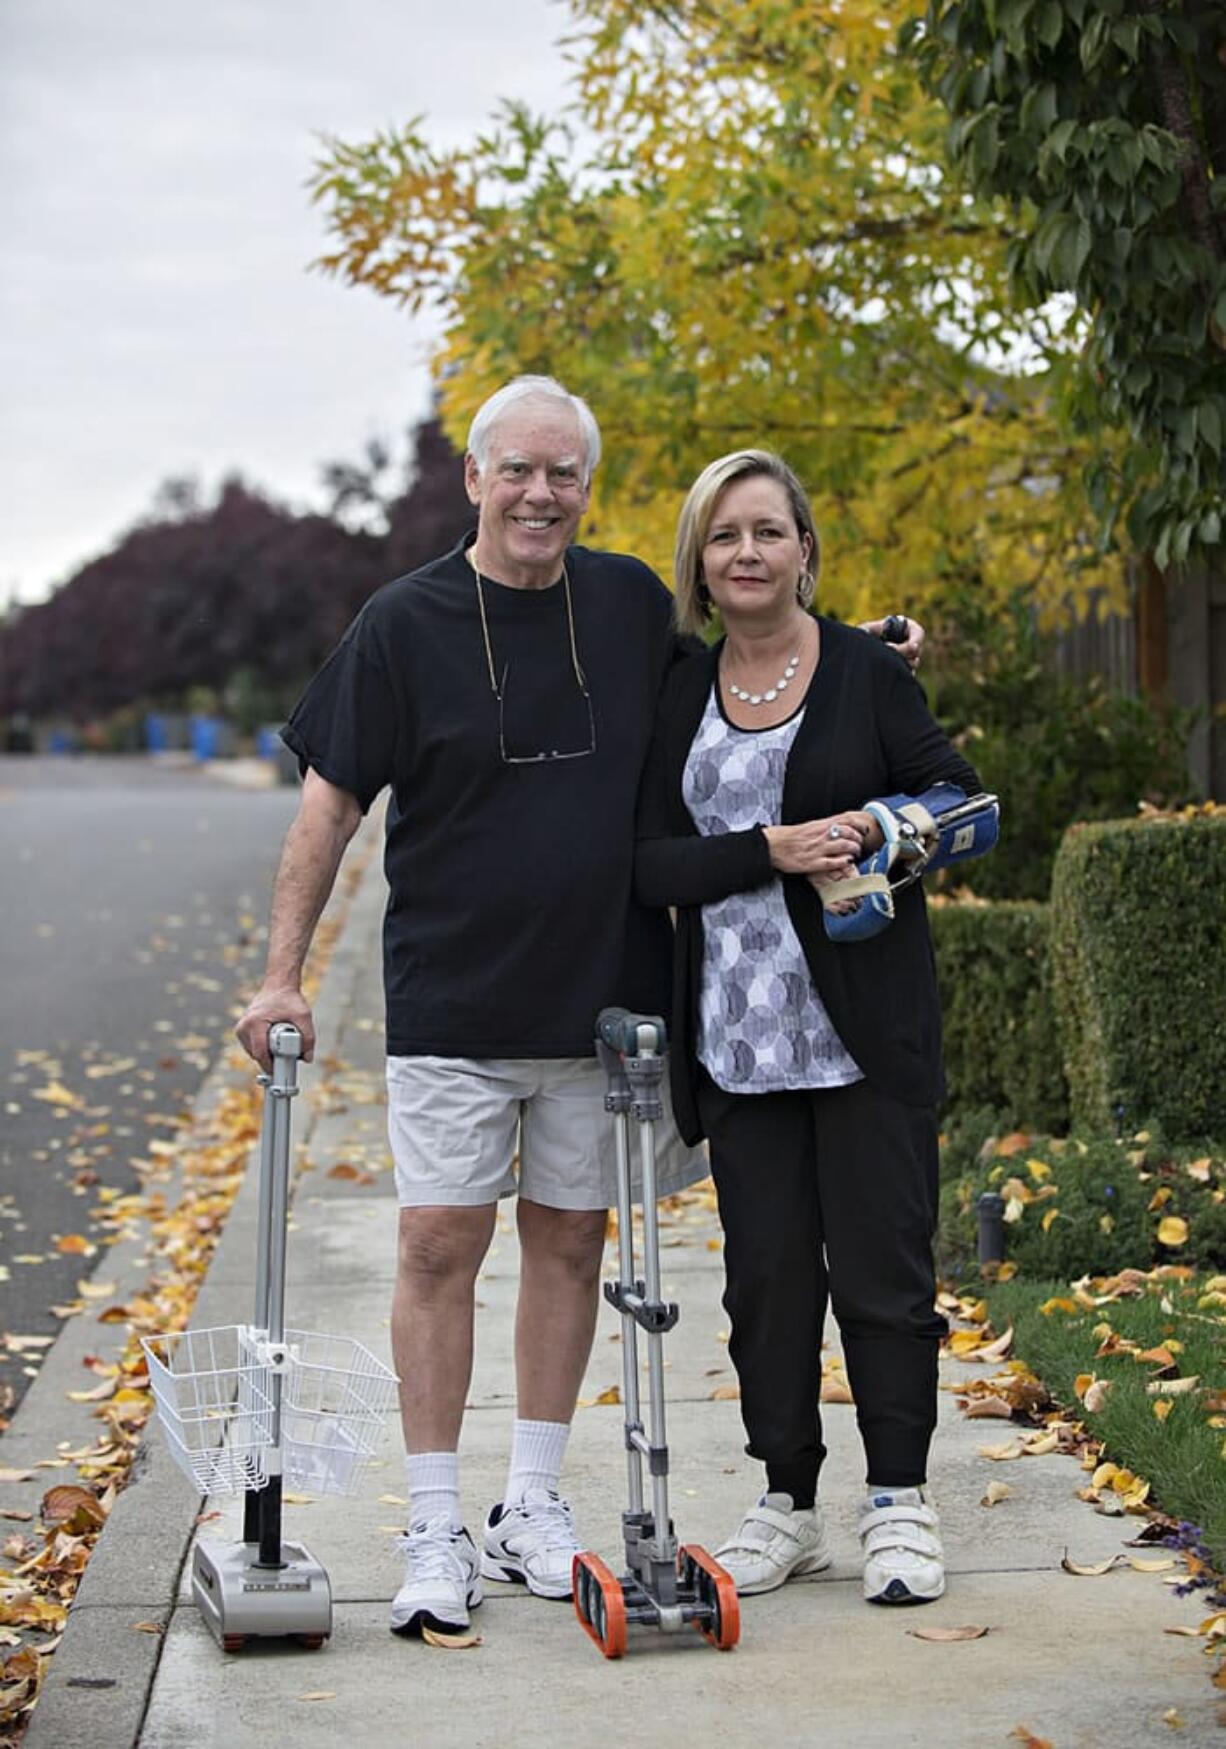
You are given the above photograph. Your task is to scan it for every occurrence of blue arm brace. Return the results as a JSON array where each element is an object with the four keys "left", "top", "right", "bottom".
[{"left": 819, "top": 786, "right": 1000, "bottom": 943}]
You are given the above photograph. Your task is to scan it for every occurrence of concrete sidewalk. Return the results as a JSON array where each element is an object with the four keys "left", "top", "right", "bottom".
[{"left": 21, "top": 843, "right": 1219, "bottom": 1748}]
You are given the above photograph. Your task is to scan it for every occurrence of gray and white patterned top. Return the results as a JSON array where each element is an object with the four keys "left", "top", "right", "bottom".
[{"left": 683, "top": 684, "right": 863, "bottom": 1094}]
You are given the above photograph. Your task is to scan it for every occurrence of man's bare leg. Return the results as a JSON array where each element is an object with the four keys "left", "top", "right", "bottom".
[
  {"left": 513, "top": 1199, "right": 608, "bottom": 1422},
  {"left": 474, "top": 1200, "right": 608, "bottom": 1599},
  {"left": 393, "top": 1203, "right": 498, "bottom": 1450}
]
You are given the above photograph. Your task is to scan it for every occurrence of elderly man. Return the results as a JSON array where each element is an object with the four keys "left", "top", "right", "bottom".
[{"left": 236, "top": 375, "right": 920, "bottom": 1642}]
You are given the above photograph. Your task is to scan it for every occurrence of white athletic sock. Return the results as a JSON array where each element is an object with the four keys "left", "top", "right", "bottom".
[
  {"left": 406, "top": 1451, "right": 462, "bottom": 1531},
  {"left": 504, "top": 1418, "right": 570, "bottom": 1504}
]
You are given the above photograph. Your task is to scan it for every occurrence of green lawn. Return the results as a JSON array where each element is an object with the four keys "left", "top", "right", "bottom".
[{"left": 980, "top": 1271, "right": 1226, "bottom": 1575}]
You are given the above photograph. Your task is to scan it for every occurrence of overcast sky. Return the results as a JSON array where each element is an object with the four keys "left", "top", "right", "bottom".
[{"left": 0, "top": 0, "right": 575, "bottom": 605}]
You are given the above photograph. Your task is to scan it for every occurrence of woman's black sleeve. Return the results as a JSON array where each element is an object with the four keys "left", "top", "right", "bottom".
[{"left": 877, "top": 658, "right": 983, "bottom": 799}]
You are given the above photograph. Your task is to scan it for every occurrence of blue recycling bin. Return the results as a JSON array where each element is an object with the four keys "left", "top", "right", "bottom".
[{"left": 190, "top": 715, "right": 221, "bottom": 760}]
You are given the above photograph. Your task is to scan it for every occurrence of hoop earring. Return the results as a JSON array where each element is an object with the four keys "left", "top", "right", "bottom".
[{"left": 797, "top": 571, "right": 815, "bottom": 609}]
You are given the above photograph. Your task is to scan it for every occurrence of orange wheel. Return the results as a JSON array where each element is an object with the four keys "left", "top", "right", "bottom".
[
  {"left": 221, "top": 1634, "right": 246, "bottom": 1654},
  {"left": 679, "top": 1543, "right": 740, "bottom": 1651},
  {"left": 296, "top": 1633, "right": 328, "bottom": 1651},
  {"left": 572, "top": 1552, "right": 627, "bottom": 1659}
]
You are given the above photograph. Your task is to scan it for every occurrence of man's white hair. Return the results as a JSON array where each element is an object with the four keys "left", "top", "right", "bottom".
[{"left": 466, "top": 375, "right": 602, "bottom": 485}]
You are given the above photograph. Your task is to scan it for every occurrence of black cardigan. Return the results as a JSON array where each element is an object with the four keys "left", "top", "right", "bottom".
[{"left": 634, "top": 617, "right": 982, "bottom": 1145}]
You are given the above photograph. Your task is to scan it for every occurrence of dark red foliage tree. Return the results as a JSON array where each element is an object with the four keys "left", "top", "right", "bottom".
[{"left": 0, "top": 418, "right": 473, "bottom": 723}]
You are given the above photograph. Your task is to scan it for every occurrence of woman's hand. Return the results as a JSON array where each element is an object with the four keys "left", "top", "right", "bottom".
[{"left": 762, "top": 810, "right": 878, "bottom": 876}]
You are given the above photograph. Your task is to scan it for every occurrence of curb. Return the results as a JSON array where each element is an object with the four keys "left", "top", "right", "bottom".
[{"left": 20, "top": 815, "right": 386, "bottom": 1749}]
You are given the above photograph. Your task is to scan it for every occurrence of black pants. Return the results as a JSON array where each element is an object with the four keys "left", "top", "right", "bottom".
[{"left": 696, "top": 1073, "right": 947, "bottom": 1495}]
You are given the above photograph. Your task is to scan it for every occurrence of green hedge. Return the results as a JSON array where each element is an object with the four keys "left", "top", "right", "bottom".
[
  {"left": 1050, "top": 812, "right": 1226, "bottom": 1141},
  {"left": 936, "top": 1125, "right": 1226, "bottom": 1283},
  {"left": 931, "top": 900, "right": 1068, "bottom": 1132}
]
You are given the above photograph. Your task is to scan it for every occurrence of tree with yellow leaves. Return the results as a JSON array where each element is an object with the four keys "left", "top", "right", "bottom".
[{"left": 311, "top": 0, "right": 1109, "bottom": 625}]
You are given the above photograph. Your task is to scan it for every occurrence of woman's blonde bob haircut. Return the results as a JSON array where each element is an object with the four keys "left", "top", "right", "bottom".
[{"left": 673, "top": 449, "right": 822, "bottom": 638}]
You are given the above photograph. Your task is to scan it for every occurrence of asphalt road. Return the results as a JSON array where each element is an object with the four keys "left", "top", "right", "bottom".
[{"left": 0, "top": 755, "right": 301, "bottom": 1419}]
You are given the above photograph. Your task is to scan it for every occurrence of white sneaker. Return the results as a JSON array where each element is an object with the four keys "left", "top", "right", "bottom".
[
  {"left": 713, "top": 1492, "right": 833, "bottom": 1596},
  {"left": 390, "top": 1518, "right": 483, "bottom": 1637},
  {"left": 481, "top": 1490, "right": 579, "bottom": 1600},
  {"left": 859, "top": 1487, "right": 945, "bottom": 1605}
]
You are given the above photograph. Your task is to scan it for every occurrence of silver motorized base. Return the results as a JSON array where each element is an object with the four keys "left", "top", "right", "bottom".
[{"left": 192, "top": 1538, "right": 333, "bottom": 1650}]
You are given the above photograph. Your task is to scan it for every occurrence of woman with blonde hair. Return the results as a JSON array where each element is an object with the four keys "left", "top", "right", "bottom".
[{"left": 635, "top": 449, "right": 988, "bottom": 1606}]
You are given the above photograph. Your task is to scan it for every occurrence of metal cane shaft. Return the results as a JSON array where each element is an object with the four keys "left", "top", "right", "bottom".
[
  {"left": 254, "top": 1025, "right": 301, "bottom": 1567},
  {"left": 253, "top": 1080, "right": 276, "bottom": 1331},
  {"left": 246, "top": 1083, "right": 277, "bottom": 1547},
  {"left": 637, "top": 1115, "right": 671, "bottom": 1542},
  {"left": 265, "top": 1062, "right": 294, "bottom": 1346},
  {"left": 612, "top": 1111, "right": 646, "bottom": 1515}
]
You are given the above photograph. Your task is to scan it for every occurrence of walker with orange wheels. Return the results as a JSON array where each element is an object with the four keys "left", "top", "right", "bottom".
[{"left": 572, "top": 1009, "right": 740, "bottom": 1660}]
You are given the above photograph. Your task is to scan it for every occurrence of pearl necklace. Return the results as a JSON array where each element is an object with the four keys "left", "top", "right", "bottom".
[{"left": 725, "top": 649, "right": 801, "bottom": 707}]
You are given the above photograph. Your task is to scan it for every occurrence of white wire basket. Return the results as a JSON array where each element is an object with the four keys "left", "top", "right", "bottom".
[{"left": 142, "top": 1324, "right": 398, "bottom": 1499}]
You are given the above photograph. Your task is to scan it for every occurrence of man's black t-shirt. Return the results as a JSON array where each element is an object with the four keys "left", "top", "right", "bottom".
[{"left": 283, "top": 536, "right": 678, "bottom": 1058}]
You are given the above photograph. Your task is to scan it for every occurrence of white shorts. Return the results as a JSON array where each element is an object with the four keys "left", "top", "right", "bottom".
[{"left": 385, "top": 1055, "right": 708, "bottom": 1211}]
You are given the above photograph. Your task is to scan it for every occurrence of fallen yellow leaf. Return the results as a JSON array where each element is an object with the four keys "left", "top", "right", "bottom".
[
  {"left": 1156, "top": 1216, "right": 1189, "bottom": 1248},
  {"left": 948, "top": 1330, "right": 987, "bottom": 1355},
  {"left": 325, "top": 1162, "right": 373, "bottom": 1184},
  {"left": 66, "top": 1381, "right": 117, "bottom": 1404},
  {"left": 977, "top": 1441, "right": 1024, "bottom": 1461},
  {"left": 907, "top": 1624, "right": 988, "bottom": 1642},
  {"left": 1062, "top": 1552, "right": 1125, "bottom": 1576},
  {"left": 976, "top": 1327, "right": 1014, "bottom": 1363},
  {"left": 41, "top": 1485, "right": 106, "bottom": 1528},
  {"left": 964, "top": 1396, "right": 1013, "bottom": 1420},
  {"left": 980, "top": 1482, "right": 1013, "bottom": 1507},
  {"left": 31, "top": 1081, "right": 84, "bottom": 1109},
  {"left": 421, "top": 1626, "right": 482, "bottom": 1650}
]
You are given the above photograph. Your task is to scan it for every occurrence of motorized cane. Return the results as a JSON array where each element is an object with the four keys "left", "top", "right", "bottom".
[
  {"left": 143, "top": 1022, "right": 397, "bottom": 1651},
  {"left": 571, "top": 1008, "right": 739, "bottom": 1659}
]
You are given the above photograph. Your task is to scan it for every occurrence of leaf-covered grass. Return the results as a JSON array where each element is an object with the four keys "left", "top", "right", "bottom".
[
  {"left": 937, "top": 1119, "right": 1226, "bottom": 1282},
  {"left": 982, "top": 1272, "right": 1226, "bottom": 1565}
]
